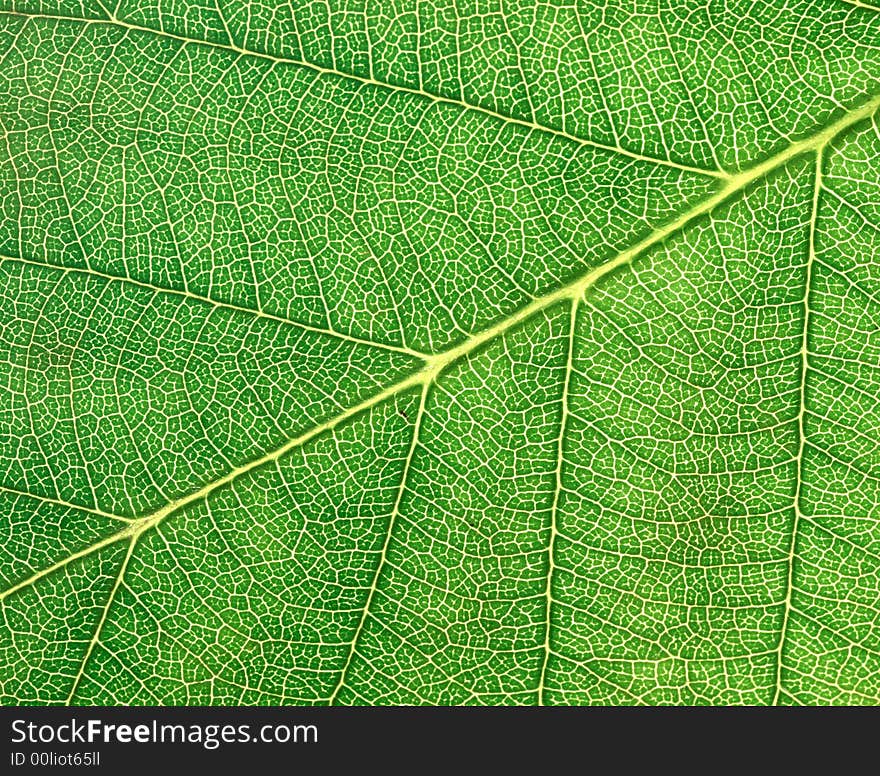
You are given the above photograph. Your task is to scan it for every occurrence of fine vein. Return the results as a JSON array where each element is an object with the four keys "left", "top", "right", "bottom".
[
  {"left": 65, "top": 536, "right": 137, "bottom": 704},
  {"left": 0, "top": 10, "right": 727, "bottom": 179},
  {"left": 772, "top": 149, "right": 823, "bottom": 706},
  {"left": 0, "top": 253, "right": 426, "bottom": 360},
  {"left": 1, "top": 93, "right": 877, "bottom": 608},
  {"left": 327, "top": 380, "right": 432, "bottom": 704},
  {"left": 538, "top": 296, "right": 579, "bottom": 705}
]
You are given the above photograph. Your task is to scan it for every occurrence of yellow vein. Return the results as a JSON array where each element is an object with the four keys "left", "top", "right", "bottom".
[
  {"left": 327, "top": 380, "right": 431, "bottom": 705},
  {"left": 772, "top": 149, "right": 823, "bottom": 706},
  {"left": 538, "top": 295, "right": 579, "bottom": 706},
  {"left": 837, "top": 0, "right": 880, "bottom": 11},
  {"left": 0, "top": 483, "right": 133, "bottom": 523},
  {"left": 0, "top": 373, "right": 427, "bottom": 604},
  {"left": 0, "top": 253, "right": 426, "bottom": 360},
  {"left": 4, "top": 92, "right": 877, "bottom": 607},
  {"left": 0, "top": 10, "right": 727, "bottom": 179},
  {"left": 65, "top": 535, "right": 137, "bottom": 703},
  {"left": 0, "top": 520, "right": 138, "bottom": 602},
  {"left": 422, "top": 91, "right": 880, "bottom": 378},
  {"left": 131, "top": 371, "right": 435, "bottom": 538}
]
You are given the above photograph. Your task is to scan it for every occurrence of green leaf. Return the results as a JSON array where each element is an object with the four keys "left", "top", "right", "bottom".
[{"left": 0, "top": 0, "right": 879, "bottom": 705}]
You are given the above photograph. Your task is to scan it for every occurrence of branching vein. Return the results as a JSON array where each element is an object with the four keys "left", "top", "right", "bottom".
[
  {"left": 0, "top": 10, "right": 729, "bottom": 179},
  {"left": 2, "top": 93, "right": 876, "bottom": 613}
]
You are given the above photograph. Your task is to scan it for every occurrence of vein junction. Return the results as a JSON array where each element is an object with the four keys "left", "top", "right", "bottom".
[
  {"left": 2, "top": 92, "right": 879, "bottom": 609},
  {"left": 1, "top": 10, "right": 728, "bottom": 179}
]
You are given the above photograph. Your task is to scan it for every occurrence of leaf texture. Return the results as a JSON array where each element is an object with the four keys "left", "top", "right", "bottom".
[{"left": 0, "top": 0, "right": 879, "bottom": 705}]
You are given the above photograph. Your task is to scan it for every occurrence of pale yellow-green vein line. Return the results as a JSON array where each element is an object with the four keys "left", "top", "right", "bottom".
[
  {"left": 65, "top": 535, "right": 138, "bottom": 704},
  {"left": 0, "top": 9, "right": 728, "bottom": 179},
  {"left": 837, "top": 0, "right": 880, "bottom": 11},
  {"left": 327, "top": 379, "right": 432, "bottom": 705},
  {"left": 0, "top": 521, "right": 138, "bottom": 602},
  {"left": 772, "top": 148, "right": 823, "bottom": 706},
  {"left": 4, "top": 91, "right": 877, "bottom": 615},
  {"left": 0, "top": 253, "right": 427, "bottom": 360},
  {"left": 0, "top": 483, "right": 133, "bottom": 523},
  {"left": 538, "top": 295, "right": 579, "bottom": 706}
]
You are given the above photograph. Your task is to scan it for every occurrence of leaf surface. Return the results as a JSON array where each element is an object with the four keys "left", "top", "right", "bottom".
[{"left": 1, "top": 0, "right": 879, "bottom": 705}]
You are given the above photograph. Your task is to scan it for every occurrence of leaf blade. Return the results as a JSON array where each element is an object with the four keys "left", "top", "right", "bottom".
[{"left": 1, "top": 0, "right": 879, "bottom": 706}]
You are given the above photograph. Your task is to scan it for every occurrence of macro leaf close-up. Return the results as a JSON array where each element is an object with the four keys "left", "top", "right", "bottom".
[{"left": 1, "top": 0, "right": 879, "bottom": 707}]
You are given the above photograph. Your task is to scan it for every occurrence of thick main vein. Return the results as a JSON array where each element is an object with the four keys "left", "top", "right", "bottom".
[
  {"left": 1, "top": 92, "right": 878, "bottom": 608},
  {"left": 0, "top": 9, "right": 726, "bottom": 178}
]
